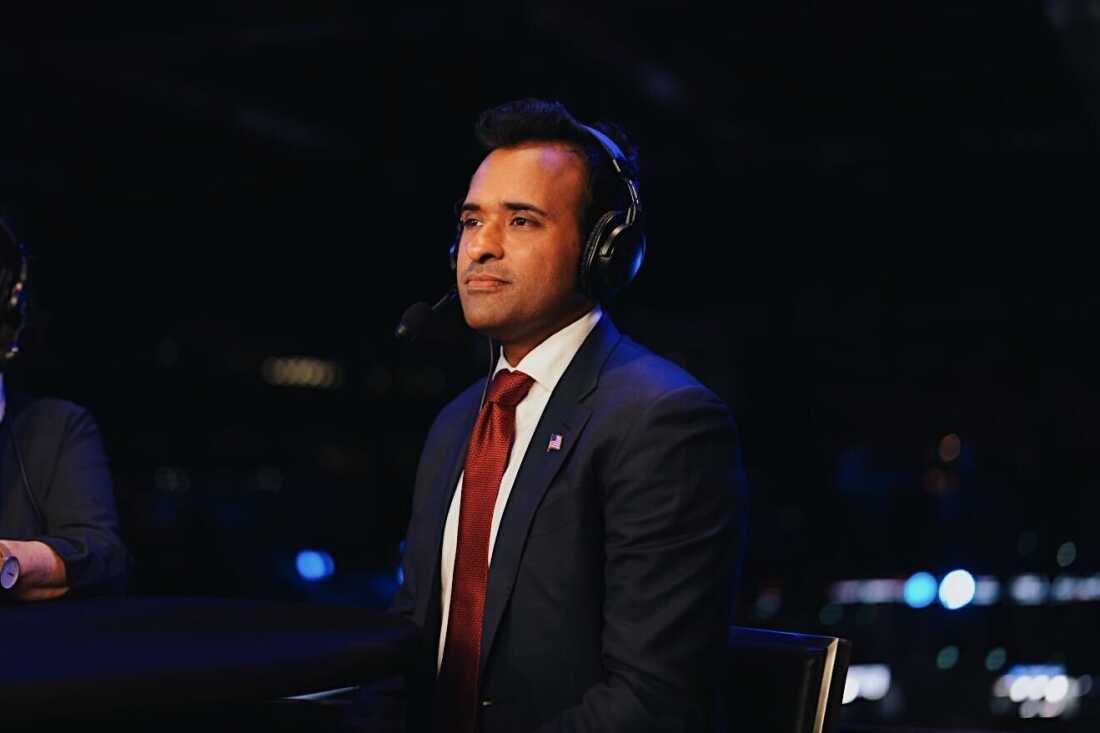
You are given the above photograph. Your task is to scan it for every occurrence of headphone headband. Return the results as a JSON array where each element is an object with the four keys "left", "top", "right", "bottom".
[
  {"left": 579, "top": 124, "right": 641, "bottom": 224},
  {"left": 579, "top": 125, "right": 627, "bottom": 174}
]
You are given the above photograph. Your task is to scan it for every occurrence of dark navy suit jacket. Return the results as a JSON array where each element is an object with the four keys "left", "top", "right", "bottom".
[
  {"left": 0, "top": 392, "right": 129, "bottom": 594},
  {"left": 391, "top": 315, "right": 747, "bottom": 732}
]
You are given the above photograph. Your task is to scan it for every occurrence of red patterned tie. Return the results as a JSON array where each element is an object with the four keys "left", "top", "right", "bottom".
[{"left": 435, "top": 369, "right": 535, "bottom": 733}]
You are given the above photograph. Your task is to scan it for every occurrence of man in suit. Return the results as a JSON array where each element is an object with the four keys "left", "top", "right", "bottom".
[
  {"left": 391, "top": 99, "right": 746, "bottom": 732},
  {"left": 0, "top": 219, "right": 129, "bottom": 600}
]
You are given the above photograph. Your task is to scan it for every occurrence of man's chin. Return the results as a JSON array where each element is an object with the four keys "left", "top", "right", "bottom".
[{"left": 461, "top": 308, "right": 512, "bottom": 340}]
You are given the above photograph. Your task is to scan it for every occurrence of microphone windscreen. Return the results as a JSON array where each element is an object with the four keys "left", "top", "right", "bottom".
[{"left": 395, "top": 301, "right": 433, "bottom": 341}]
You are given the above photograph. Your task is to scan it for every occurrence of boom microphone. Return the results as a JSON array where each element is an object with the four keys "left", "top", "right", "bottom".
[{"left": 394, "top": 288, "right": 457, "bottom": 342}]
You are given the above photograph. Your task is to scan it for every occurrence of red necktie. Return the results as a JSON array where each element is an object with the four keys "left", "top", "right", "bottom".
[{"left": 435, "top": 369, "right": 535, "bottom": 733}]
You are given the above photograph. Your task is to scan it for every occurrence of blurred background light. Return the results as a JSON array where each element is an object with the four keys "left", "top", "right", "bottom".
[
  {"left": 938, "top": 433, "right": 962, "bottom": 462},
  {"left": 1011, "top": 575, "right": 1049, "bottom": 605},
  {"left": 843, "top": 664, "right": 892, "bottom": 704},
  {"left": 1056, "top": 541, "right": 1077, "bottom": 568},
  {"left": 972, "top": 576, "right": 1001, "bottom": 606},
  {"left": 939, "top": 570, "right": 976, "bottom": 610},
  {"left": 985, "top": 647, "right": 1007, "bottom": 672},
  {"left": 295, "top": 549, "right": 335, "bottom": 581},
  {"left": 936, "top": 645, "right": 960, "bottom": 670},
  {"left": 904, "top": 572, "right": 939, "bottom": 609},
  {"left": 262, "top": 356, "right": 345, "bottom": 390}
]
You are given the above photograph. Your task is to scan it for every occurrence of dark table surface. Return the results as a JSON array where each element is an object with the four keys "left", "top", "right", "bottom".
[{"left": 0, "top": 596, "right": 418, "bottom": 723}]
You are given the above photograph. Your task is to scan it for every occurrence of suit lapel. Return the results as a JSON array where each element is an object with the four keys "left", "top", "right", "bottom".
[{"left": 479, "top": 316, "right": 623, "bottom": 673}]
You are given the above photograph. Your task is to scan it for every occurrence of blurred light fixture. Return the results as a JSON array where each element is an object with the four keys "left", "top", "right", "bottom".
[
  {"left": 1057, "top": 541, "right": 1077, "bottom": 568},
  {"left": 830, "top": 573, "right": 1100, "bottom": 607},
  {"left": 843, "top": 664, "right": 891, "bottom": 704},
  {"left": 986, "top": 647, "right": 1007, "bottom": 672},
  {"left": 973, "top": 576, "right": 1001, "bottom": 606},
  {"left": 262, "top": 356, "right": 345, "bottom": 390},
  {"left": 296, "top": 549, "right": 335, "bottom": 581},
  {"left": 936, "top": 645, "right": 960, "bottom": 670},
  {"left": 939, "top": 569, "right": 976, "bottom": 610},
  {"left": 1011, "top": 575, "right": 1049, "bottom": 605},
  {"left": 993, "top": 664, "right": 1083, "bottom": 720},
  {"left": 753, "top": 588, "right": 782, "bottom": 619},
  {"left": 904, "top": 572, "right": 938, "bottom": 609},
  {"left": 938, "top": 433, "right": 962, "bottom": 462}
]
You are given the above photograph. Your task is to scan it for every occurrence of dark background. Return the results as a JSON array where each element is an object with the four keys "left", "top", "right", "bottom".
[{"left": 3, "top": 2, "right": 1099, "bottom": 729}]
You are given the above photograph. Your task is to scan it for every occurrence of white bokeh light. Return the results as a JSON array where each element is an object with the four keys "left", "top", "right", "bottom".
[{"left": 939, "top": 569, "right": 976, "bottom": 610}]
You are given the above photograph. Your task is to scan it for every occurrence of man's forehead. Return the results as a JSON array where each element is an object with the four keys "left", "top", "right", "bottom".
[{"left": 466, "top": 143, "right": 585, "bottom": 209}]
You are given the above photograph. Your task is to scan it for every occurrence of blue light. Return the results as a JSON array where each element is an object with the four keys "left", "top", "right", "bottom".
[
  {"left": 296, "top": 550, "right": 335, "bottom": 581},
  {"left": 939, "top": 569, "right": 976, "bottom": 610},
  {"left": 904, "top": 572, "right": 938, "bottom": 609}
]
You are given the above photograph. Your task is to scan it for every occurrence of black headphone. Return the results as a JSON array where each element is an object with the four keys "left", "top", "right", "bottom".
[
  {"left": 0, "top": 219, "right": 29, "bottom": 364},
  {"left": 0, "top": 220, "right": 39, "bottom": 528},
  {"left": 448, "top": 123, "right": 646, "bottom": 300}
]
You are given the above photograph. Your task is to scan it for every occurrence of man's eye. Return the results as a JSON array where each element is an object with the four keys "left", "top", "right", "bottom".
[
  {"left": 512, "top": 216, "right": 532, "bottom": 227},
  {"left": 460, "top": 218, "right": 480, "bottom": 229}
]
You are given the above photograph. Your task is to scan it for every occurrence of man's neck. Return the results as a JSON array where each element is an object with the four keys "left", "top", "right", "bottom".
[{"left": 500, "top": 303, "right": 595, "bottom": 366}]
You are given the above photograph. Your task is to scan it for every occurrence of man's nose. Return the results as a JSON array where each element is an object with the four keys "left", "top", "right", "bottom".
[{"left": 464, "top": 221, "right": 504, "bottom": 263}]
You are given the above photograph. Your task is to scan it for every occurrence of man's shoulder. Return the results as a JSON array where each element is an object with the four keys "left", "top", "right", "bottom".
[
  {"left": 440, "top": 378, "right": 485, "bottom": 417},
  {"left": 424, "top": 378, "right": 485, "bottom": 439},
  {"left": 8, "top": 393, "right": 94, "bottom": 430},
  {"left": 600, "top": 335, "right": 723, "bottom": 407}
]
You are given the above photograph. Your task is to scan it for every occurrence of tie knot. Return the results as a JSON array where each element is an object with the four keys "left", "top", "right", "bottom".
[{"left": 487, "top": 370, "right": 534, "bottom": 407}]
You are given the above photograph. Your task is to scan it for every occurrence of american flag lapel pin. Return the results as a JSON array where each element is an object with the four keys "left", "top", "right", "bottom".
[{"left": 547, "top": 433, "right": 563, "bottom": 452}]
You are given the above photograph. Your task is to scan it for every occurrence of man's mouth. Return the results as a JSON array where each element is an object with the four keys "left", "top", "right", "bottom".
[{"left": 465, "top": 274, "right": 510, "bottom": 292}]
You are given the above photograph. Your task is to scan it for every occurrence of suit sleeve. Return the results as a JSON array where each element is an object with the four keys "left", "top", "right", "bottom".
[
  {"left": 33, "top": 405, "right": 129, "bottom": 593},
  {"left": 536, "top": 384, "right": 745, "bottom": 732},
  {"left": 390, "top": 408, "right": 451, "bottom": 621},
  {"left": 382, "top": 409, "right": 457, "bottom": 733}
]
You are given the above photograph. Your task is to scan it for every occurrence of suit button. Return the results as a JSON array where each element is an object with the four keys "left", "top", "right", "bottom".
[{"left": 481, "top": 698, "right": 494, "bottom": 707}]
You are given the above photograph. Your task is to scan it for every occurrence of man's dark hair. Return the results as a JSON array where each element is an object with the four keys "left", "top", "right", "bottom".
[{"left": 474, "top": 98, "right": 641, "bottom": 245}]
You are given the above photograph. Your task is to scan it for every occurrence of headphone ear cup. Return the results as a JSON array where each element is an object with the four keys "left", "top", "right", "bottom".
[
  {"left": 0, "top": 250, "right": 27, "bottom": 363},
  {"left": 580, "top": 210, "right": 620, "bottom": 298},
  {"left": 599, "top": 219, "right": 645, "bottom": 297},
  {"left": 584, "top": 210, "right": 646, "bottom": 300},
  {"left": 0, "top": 316, "right": 20, "bottom": 362},
  {"left": 0, "top": 329, "right": 12, "bottom": 361}
]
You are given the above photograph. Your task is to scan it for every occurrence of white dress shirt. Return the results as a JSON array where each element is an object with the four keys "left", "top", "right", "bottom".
[{"left": 437, "top": 306, "right": 603, "bottom": 670}]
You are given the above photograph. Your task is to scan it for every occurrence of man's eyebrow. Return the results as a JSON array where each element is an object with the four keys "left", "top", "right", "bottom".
[
  {"left": 459, "top": 201, "right": 550, "bottom": 217},
  {"left": 503, "top": 201, "right": 549, "bottom": 216}
]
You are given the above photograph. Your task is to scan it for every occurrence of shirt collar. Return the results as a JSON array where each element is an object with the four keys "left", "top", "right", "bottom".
[{"left": 494, "top": 306, "right": 603, "bottom": 393}]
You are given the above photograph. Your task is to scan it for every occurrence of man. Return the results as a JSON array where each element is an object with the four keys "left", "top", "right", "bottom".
[
  {"left": 391, "top": 99, "right": 746, "bottom": 732},
  {"left": 0, "top": 219, "right": 129, "bottom": 600}
]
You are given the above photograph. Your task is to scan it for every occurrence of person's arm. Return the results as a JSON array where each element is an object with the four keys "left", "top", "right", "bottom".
[
  {"left": 378, "top": 408, "right": 462, "bottom": 733},
  {"left": 0, "top": 539, "right": 67, "bottom": 600},
  {"left": 391, "top": 402, "right": 459, "bottom": 621},
  {"left": 537, "top": 384, "right": 746, "bottom": 732},
  {"left": 390, "top": 425, "right": 437, "bottom": 622},
  {"left": 13, "top": 403, "right": 128, "bottom": 598}
]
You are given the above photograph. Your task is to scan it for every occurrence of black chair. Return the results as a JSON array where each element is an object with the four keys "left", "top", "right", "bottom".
[{"left": 726, "top": 625, "right": 852, "bottom": 733}]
